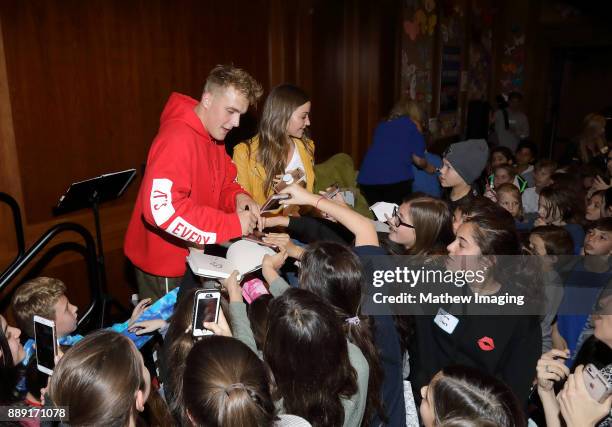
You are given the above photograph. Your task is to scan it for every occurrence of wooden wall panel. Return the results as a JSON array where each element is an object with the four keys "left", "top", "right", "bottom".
[
  {"left": 0, "top": 0, "right": 401, "bottom": 317},
  {"left": 1, "top": 0, "right": 270, "bottom": 225},
  {"left": 310, "top": 0, "right": 401, "bottom": 165}
]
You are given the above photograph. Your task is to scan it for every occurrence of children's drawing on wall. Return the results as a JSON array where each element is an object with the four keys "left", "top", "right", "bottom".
[
  {"left": 415, "top": 8, "right": 437, "bottom": 36},
  {"left": 403, "top": 0, "right": 437, "bottom": 41},
  {"left": 401, "top": 0, "right": 437, "bottom": 115},
  {"left": 468, "top": 0, "right": 494, "bottom": 100},
  {"left": 500, "top": 25, "right": 525, "bottom": 92},
  {"left": 440, "top": 46, "right": 461, "bottom": 112}
]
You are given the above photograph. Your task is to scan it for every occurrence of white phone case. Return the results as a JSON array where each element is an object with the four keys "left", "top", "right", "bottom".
[
  {"left": 33, "top": 315, "right": 57, "bottom": 375},
  {"left": 192, "top": 292, "right": 221, "bottom": 337}
]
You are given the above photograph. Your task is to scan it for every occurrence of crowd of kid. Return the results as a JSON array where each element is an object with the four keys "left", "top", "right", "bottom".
[{"left": 2, "top": 110, "right": 612, "bottom": 427}]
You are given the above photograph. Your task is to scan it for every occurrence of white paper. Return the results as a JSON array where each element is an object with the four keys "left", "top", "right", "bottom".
[{"left": 369, "top": 201, "right": 398, "bottom": 222}]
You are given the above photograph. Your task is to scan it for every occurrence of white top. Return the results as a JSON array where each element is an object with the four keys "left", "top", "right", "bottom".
[
  {"left": 275, "top": 415, "right": 312, "bottom": 427},
  {"left": 285, "top": 141, "right": 305, "bottom": 173},
  {"left": 522, "top": 187, "right": 539, "bottom": 214}
]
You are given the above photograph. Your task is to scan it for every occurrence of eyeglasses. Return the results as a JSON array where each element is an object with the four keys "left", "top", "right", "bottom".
[{"left": 392, "top": 206, "right": 415, "bottom": 229}]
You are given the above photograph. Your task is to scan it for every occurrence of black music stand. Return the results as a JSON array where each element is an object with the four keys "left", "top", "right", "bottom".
[{"left": 54, "top": 169, "right": 136, "bottom": 305}]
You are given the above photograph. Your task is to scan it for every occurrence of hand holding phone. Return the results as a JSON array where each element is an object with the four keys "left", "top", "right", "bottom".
[
  {"left": 243, "top": 230, "right": 279, "bottom": 250},
  {"left": 34, "top": 316, "right": 58, "bottom": 375},
  {"left": 192, "top": 291, "right": 221, "bottom": 337},
  {"left": 583, "top": 363, "right": 612, "bottom": 403},
  {"left": 202, "top": 309, "right": 232, "bottom": 337},
  {"left": 274, "top": 168, "right": 306, "bottom": 193},
  {"left": 260, "top": 193, "right": 292, "bottom": 213},
  {"left": 557, "top": 365, "right": 612, "bottom": 427},
  {"left": 321, "top": 183, "right": 340, "bottom": 200}
]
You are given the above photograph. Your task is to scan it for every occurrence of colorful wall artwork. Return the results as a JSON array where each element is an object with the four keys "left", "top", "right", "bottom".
[
  {"left": 400, "top": 0, "right": 497, "bottom": 139},
  {"left": 467, "top": 0, "right": 494, "bottom": 100},
  {"left": 499, "top": 25, "right": 525, "bottom": 92},
  {"left": 401, "top": 0, "right": 437, "bottom": 119}
]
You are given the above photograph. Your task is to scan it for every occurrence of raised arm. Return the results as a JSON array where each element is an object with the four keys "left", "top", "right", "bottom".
[{"left": 279, "top": 184, "right": 378, "bottom": 247}]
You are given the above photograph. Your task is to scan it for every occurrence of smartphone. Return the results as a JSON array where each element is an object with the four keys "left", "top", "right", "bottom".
[
  {"left": 192, "top": 290, "right": 221, "bottom": 337},
  {"left": 322, "top": 183, "right": 340, "bottom": 199},
  {"left": 274, "top": 168, "right": 306, "bottom": 193},
  {"left": 243, "top": 230, "right": 279, "bottom": 250},
  {"left": 261, "top": 193, "right": 292, "bottom": 213},
  {"left": 33, "top": 316, "right": 58, "bottom": 375},
  {"left": 583, "top": 363, "right": 612, "bottom": 403}
]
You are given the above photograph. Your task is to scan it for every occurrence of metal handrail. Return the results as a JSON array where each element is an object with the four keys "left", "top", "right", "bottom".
[
  {"left": 0, "top": 192, "right": 26, "bottom": 257},
  {"left": 0, "top": 222, "right": 105, "bottom": 332}
]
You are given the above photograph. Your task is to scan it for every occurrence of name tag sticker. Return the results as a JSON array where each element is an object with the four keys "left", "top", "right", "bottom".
[{"left": 434, "top": 308, "right": 459, "bottom": 334}]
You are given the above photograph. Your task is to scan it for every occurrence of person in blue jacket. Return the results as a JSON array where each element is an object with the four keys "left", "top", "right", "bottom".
[{"left": 358, "top": 98, "right": 434, "bottom": 205}]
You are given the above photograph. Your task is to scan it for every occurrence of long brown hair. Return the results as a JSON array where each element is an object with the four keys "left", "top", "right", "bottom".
[
  {"left": 255, "top": 84, "right": 312, "bottom": 195},
  {"left": 182, "top": 336, "right": 275, "bottom": 427},
  {"left": 539, "top": 182, "right": 584, "bottom": 225},
  {"left": 263, "top": 288, "right": 357, "bottom": 427},
  {"left": 431, "top": 365, "right": 525, "bottom": 426},
  {"left": 299, "top": 241, "right": 386, "bottom": 425},
  {"left": 530, "top": 225, "right": 573, "bottom": 255},
  {"left": 407, "top": 197, "right": 454, "bottom": 255},
  {"left": 161, "top": 289, "right": 231, "bottom": 423},
  {"left": 0, "top": 325, "right": 20, "bottom": 405},
  {"left": 49, "top": 330, "right": 148, "bottom": 427},
  {"left": 464, "top": 206, "right": 544, "bottom": 301},
  {"left": 383, "top": 196, "right": 454, "bottom": 255}
]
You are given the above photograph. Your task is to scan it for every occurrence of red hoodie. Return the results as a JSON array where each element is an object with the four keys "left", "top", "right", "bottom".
[{"left": 124, "top": 93, "right": 248, "bottom": 277}]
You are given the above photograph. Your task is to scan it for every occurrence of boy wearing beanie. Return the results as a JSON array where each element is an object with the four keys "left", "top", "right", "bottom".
[{"left": 439, "top": 139, "right": 489, "bottom": 211}]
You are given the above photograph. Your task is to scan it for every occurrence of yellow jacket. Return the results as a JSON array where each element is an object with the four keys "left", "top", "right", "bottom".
[{"left": 232, "top": 135, "right": 316, "bottom": 205}]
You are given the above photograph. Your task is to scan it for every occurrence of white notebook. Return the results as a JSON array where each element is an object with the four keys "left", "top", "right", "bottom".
[{"left": 187, "top": 240, "right": 276, "bottom": 280}]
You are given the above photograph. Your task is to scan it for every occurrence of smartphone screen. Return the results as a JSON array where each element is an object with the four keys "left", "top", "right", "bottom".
[
  {"left": 193, "top": 292, "right": 220, "bottom": 336},
  {"left": 34, "top": 319, "right": 56, "bottom": 374},
  {"left": 261, "top": 194, "right": 291, "bottom": 213}
]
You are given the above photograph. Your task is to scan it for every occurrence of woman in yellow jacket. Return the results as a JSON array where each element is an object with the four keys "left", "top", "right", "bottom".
[{"left": 233, "top": 84, "right": 315, "bottom": 208}]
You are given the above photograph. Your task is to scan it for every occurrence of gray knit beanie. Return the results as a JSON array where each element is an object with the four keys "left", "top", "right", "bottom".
[{"left": 443, "top": 139, "right": 489, "bottom": 185}]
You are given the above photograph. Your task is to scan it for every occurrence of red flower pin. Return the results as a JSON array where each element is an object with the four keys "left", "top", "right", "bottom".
[{"left": 477, "top": 336, "right": 495, "bottom": 351}]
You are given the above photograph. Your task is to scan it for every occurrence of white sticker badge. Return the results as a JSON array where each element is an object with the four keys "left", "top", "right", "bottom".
[{"left": 434, "top": 308, "right": 459, "bottom": 334}]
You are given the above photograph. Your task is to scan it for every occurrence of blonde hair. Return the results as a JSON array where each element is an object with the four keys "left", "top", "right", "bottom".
[
  {"left": 496, "top": 183, "right": 523, "bottom": 219},
  {"left": 493, "top": 164, "right": 517, "bottom": 180},
  {"left": 11, "top": 277, "right": 66, "bottom": 337},
  {"left": 579, "top": 113, "right": 607, "bottom": 163},
  {"left": 204, "top": 64, "right": 263, "bottom": 106},
  {"left": 388, "top": 97, "right": 423, "bottom": 128}
]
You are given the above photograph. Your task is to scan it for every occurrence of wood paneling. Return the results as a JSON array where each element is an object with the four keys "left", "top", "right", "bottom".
[
  {"left": 1, "top": 0, "right": 270, "bottom": 225},
  {"left": 311, "top": 0, "right": 401, "bottom": 164},
  {"left": 0, "top": 0, "right": 401, "bottom": 316}
]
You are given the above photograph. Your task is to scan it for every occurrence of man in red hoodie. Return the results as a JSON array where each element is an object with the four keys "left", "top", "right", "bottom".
[{"left": 125, "top": 65, "right": 264, "bottom": 299}]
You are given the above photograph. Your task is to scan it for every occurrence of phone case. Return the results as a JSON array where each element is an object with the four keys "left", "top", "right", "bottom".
[
  {"left": 243, "top": 233, "right": 279, "bottom": 250},
  {"left": 261, "top": 193, "right": 291, "bottom": 213},
  {"left": 322, "top": 184, "right": 340, "bottom": 199},
  {"left": 584, "top": 364, "right": 612, "bottom": 403},
  {"left": 274, "top": 168, "right": 306, "bottom": 193},
  {"left": 33, "top": 315, "right": 57, "bottom": 375},
  {"left": 192, "top": 291, "right": 220, "bottom": 337},
  {"left": 242, "top": 278, "right": 270, "bottom": 304}
]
